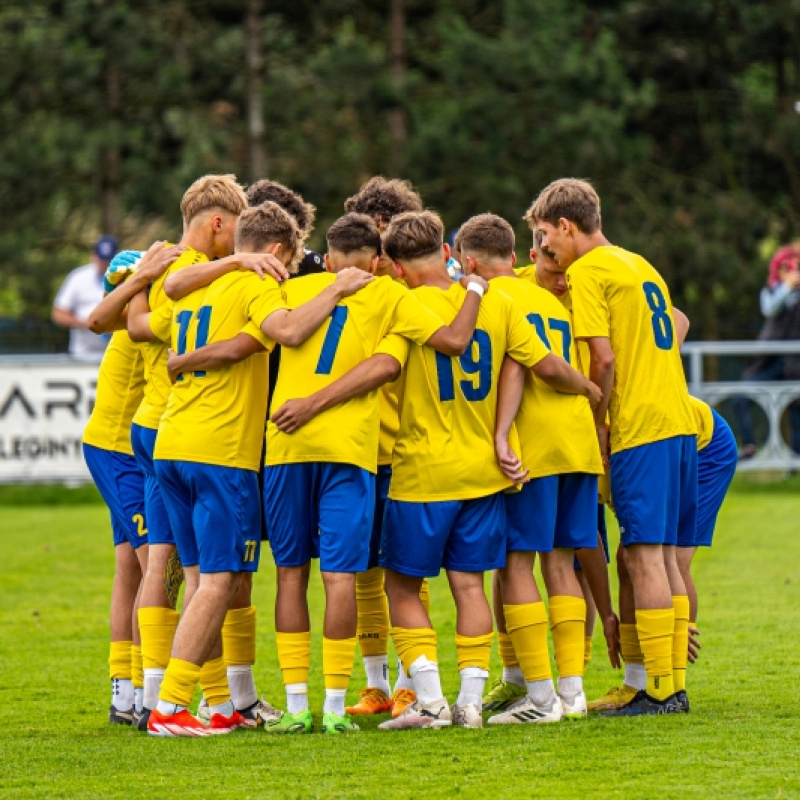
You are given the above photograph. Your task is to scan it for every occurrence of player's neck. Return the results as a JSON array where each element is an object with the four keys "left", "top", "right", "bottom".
[
  {"left": 477, "top": 262, "right": 515, "bottom": 281},
  {"left": 573, "top": 231, "right": 611, "bottom": 259},
  {"left": 406, "top": 265, "right": 452, "bottom": 290},
  {"left": 179, "top": 229, "right": 216, "bottom": 260}
]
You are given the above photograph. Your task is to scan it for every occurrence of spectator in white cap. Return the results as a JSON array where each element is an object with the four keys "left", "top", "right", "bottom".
[{"left": 52, "top": 235, "right": 118, "bottom": 360}]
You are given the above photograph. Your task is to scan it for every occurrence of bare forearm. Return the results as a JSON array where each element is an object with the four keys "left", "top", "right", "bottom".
[
  {"left": 87, "top": 272, "right": 150, "bottom": 333},
  {"left": 305, "top": 356, "right": 400, "bottom": 415},
  {"left": 426, "top": 292, "right": 481, "bottom": 356},
  {"left": 176, "top": 337, "right": 263, "bottom": 374},
  {"left": 535, "top": 354, "right": 592, "bottom": 396},
  {"left": 590, "top": 360, "right": 614, "bottom": 427},
  {"left": 52, "top": 308, "right": 88, "bottom": 330},
  {"left": 164, "top": 259, "right": 234, "bottom": 300},
  {"left": 496, "top": 356, "right": 525, "bottom": 440},
  {"left": 264, "top": 284, "right": 345, "bottom": 347}
]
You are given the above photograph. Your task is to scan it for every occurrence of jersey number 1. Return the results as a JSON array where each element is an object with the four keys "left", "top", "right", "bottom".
[
  {"left": 315, "top": 306, "right": 349, "bottom": 375},
  {"left": 175, "top": 305, "right": 212, "bottom": 379}
]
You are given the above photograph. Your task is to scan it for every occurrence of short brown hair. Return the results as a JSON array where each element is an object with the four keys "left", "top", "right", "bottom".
[
  {"left": 235, "top": 202, "right": 303, "bottom": 273},
  {"left": 180, "top": 174, "right": 248, "bottom": 225},
  {"left": 382, "top": 211, "right": 444, "bottom": 262},
  {"left": 246, "top": 180, "right": 316, "bottom": 234},
  {"left": 455, "top": 213, "right": 515, "bottom": 260},
  {"left": 524, "top": 178, "right": 601, "bottom": 234},
  {"left": 344, "top": 176, "right": 423, "bottom": 228},
  {"left": 326, "top": 213, "right": 381, "bottom": 255}
]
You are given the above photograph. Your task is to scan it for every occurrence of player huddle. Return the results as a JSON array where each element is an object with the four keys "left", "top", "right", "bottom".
[{"left": 82, "top": 173, "right": 737, "bottom": 737}]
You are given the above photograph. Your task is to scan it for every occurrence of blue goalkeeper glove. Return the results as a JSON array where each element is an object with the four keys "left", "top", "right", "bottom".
[{"left": 103, "top": 250, "right": 142, "bottom": 293}]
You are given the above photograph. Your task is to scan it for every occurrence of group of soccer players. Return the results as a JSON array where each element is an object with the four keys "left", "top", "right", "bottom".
[{"left": 81, "top": 171, "right": 737, "bottom": 737}]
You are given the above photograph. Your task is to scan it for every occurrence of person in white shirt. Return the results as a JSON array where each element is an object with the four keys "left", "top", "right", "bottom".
[{"left": 52, "top": 235, "right": 118, "bottom": 360}]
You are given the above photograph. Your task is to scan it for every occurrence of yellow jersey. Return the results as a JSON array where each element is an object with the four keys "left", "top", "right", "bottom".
[
  {"left": 266, "top": 274, "right": 445, "bottom": 473},
  {"left": 389, "top": 283, "right": 550, "bottom": 502},
  {"left": 83, "top": 330, "right": 145, "bottom": 455},
  {"left": 377, "top": 336, "right": 408, "bottom": 467},
  {"left": 567, "top": 245, "right": 696, "bottom": 454},
  {"left": 690, "top": 396, "right": 714, "bottom": 451},
  {"left": 493, "top": 276, "right": 602, "bottom": 479},
  {"left": 132, "top": 247, "right": 208, "bottom": 430},
  {"left": 151, "top": 271, "right": 284, "bottom": 471}
]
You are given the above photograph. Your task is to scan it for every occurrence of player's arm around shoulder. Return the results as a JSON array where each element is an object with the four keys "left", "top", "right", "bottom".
[
  {"left": 167, "top": 331, "right": 266, "bottom": 384},
  {"left": 423, "top": 275, "right": 488, "bottom": 356}
]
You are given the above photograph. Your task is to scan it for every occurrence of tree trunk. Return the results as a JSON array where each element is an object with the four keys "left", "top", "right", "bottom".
[
  {"left": 388, "top": 0, "right": 406, "bottom": 175},
  {"left": 101, "top": 60, "right": 120, "bottom": 236},
  {"left": 245, "top": 0, "right": 266, "bottom": 182}
]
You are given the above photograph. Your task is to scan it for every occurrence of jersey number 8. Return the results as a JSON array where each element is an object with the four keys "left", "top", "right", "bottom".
[{"left": 642, "top": 282, "right": 674, "bottom": 350}]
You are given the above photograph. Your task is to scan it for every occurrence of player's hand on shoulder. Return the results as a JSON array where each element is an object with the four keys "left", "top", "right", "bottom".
[
  {"left": 271, "top": 397, "right": 318, "bottom": 434},
  {"left": 495, "top": 436, "right": 528, "bottom": 484},
  {"left": 459, "top": 274, "right": 489, "bottom": 294},
  {"left": 335, "top": 266, "right": 374, "bottom": 297},
  {"left": 235, "top": 252, "right": 289, "bottom": 283},
  {"left": 138, "top": 242, "right": 186, "bottom": 281}
]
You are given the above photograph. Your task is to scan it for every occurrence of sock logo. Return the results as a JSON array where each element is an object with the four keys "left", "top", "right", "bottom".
[
  {"left": 654, "top": 677, "right": 660, "bottom": 690},
  {"left": 358, "top": 633, "right": 381, "bottom": 640}
]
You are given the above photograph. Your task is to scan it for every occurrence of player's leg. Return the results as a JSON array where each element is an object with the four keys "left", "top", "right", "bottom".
[
  {"left": 576, "top": 570, "right": 595, "bottom": 670},
  {"left": 379, "top": 499, "right": 457, "bottom": 730}
]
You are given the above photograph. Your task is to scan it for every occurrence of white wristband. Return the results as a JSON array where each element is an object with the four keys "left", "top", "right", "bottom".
[{"left": 466, "top": 282, "right": 485, "bottom": 298}]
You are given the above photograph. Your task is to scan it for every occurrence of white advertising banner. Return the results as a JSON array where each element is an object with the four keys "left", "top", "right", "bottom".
[{"left": 0, "top": 359, "right": 98, "bottom": 483}]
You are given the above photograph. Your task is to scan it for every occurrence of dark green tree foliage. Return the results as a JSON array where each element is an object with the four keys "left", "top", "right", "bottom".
[{"left": 0, "top": 0, "right": 798, "bottom": 343}]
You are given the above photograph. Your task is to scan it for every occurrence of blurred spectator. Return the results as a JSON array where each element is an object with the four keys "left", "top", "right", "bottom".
[
  {"left": 52, "top": 235, "right": 118, "bottom": 360},
  {"left": 733, "top": 243, "right": 800, "bottom": 457}
]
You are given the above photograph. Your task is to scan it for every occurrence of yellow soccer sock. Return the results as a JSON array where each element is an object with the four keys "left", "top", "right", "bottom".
[
  {"left": 109, "top": 640, "right": 132, "bottom": 680},
  {"left": 636, "top": 608, "right": 675, "bottom": 701},
  {"left": 455, "top": 632, "right": 493, "bottom": 672},
  {"left": 497, "top": 632, "right": 519, "bottom": 669},
  {"left": 620, "top": 623, "right": 644, "bottom": 665},
  {"left": 322, "top": 637, "right": 357, "bottom": 690},
  {"left": 583, "top": 636, "right": 593, "bottom": 672},
  {"left": 549, "top": 595, "right": 587, "bottom": 678},
  {"left": 199, "top": 656, "right": 230, "bottom": 708},
  {"left": 131, "top": 645, "right": 144, "bottom": 689},
  {"left": 390, "top": 626, "right": 438, "bottom": 675},
  {"left": 159, "top": 658, "right": 201, "bottom": 709},
  {"left": 504, "top": 603, "right": 551, "bottom": 683},
  {"left": 275, "top": 631, "right": 311, "bottom": 686},
  {"left": 419, "top": 579, "right": 431, "bottom": 616},
  {"left": 672, "top": 595, "right": 690, "bottom": 693},
  {"left": 138, "top": 607, "right": 180, "bottom": 671},
  {"left": 356, "top": 568, "right": 390, "bottom": 658},
  {"left": 222, "top": 606, "right": 256, "bottom": 667}
]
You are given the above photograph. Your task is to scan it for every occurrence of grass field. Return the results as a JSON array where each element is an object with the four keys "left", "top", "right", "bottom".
[{"left": 1, "top": 479, "right": 799, "bottom": 799}]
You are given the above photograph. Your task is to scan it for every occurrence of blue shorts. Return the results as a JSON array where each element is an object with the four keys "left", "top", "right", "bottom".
[
  {"left": 154, "top": 459, "right": 261, "bottom": 573},
  {"left": 368, "top": 465, "right": 393, "bottom": 569},
  {"left": 684, "top": 410, "right": 737, "bottom": 547},
  {"left": 505, "top": 473, "right": 598, "bottom": 553},
  {"left": 610, "top": 435, "right": 698, "bottom": 547},
  {"left": 575, "top": 505, "right": 610, "bottom": 570},
  {"left": 380, "top": 492, "right": 506, "bottom": 577},
  {"left": 130, "top": 423, "right": 174, "bottom": 547},
  {"left": 263, "top": 462, "right": 375, "bottom": 573},
  {"left": 83, "top": 443, "right": 147, "bottom": 549}
]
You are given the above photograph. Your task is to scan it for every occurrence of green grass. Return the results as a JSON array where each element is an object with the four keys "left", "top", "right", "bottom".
[{"left": 1, "top": 486, "right": 799, "bottom": 798}]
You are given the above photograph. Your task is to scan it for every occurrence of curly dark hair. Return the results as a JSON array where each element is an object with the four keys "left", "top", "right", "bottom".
[
  {"left": 245, "top": 180, "right": 316, "bottom": 235},
  {"left": 344, "top": 176, "right": 423, "bottom": 229}
]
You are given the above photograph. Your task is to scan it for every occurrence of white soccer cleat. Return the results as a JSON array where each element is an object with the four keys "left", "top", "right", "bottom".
[
  {"left": 451, "top": 703, "right": 483, "bottom": 729},
  {"left": 487, "top": 694, "right": 564, "bottom": 725},
  {"left": 378, "top": 698, "right": 452, "bottom": 730},
  {"left": 560, "top": 691, "right": 588, "bottom": 720}
]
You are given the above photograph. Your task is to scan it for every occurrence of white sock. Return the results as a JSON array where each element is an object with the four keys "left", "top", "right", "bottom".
[
  {"left": 456, "top": 667, "right": 488, "bottom": 708},
  {"left": 111, "top": 678, "right": 134, "bottom": 711},
  {"left": 393, "top": 658, "right": 413, "bottom": 692},
  {"left": 227, "top": 665, "right": 257, "bottom": 711},
  {"left": 209, "top": 699, "right": 235, "bottom": 718},
  {"left": 134, "top": 687, "right": 144, "bottom": 713},
  {"left": 624, "top": 663, "right": 647, "bottom": 691},
  {"left": 323, "top": 688, "right": 347, "bottom": 715},
  {"left": 362, "top": 655, "right": 390, "bottom": 695},
  {"left": 155, "top": 699, "right": 185, "bottom": 716},
  {"left": 409, "top": 655, "right": 444, "bottom": 705},
  {"left": 286, "top": 683, "right": 308, "bottom": 714},
  {"left": 527, "top": 678, "right": 557, "bottom": 708},
  {"left": 144, "top": 668, "right": 165, "bottom": 711},
  {"left": 558, "top": 676, "right": 583, "bottom": 703},
  {"left": 502, "top": 666, "right": 525, "bottom": 688}
]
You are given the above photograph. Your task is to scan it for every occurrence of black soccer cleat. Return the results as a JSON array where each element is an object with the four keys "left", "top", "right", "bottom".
[
  {"left": 600, "top": 690, "right": 681, "bottom": 717},
  {"left": 132, "top": 707, "right": 151, "bottom": 731},
  {"left": 109, "top": 704, "right": 134, "bottom": 725},
  {"left": 675, "top": 690, "right": 690, "bottom": 713}
]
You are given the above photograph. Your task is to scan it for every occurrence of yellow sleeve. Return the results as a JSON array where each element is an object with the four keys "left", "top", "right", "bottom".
[
  {"left": 374, "top": 333, "right": 410, "bottom": 368},
  {"left": 149, "top": 300, "right": 172, "bottom": 344},
  {"left": 246, "top": 278, "right": 288, "bottom": 329},
  {"left": 240, "top": 321, "right": 274, "bottom": 351},
  {"left": 505, "top": 295, "right": 550, "bottom": 367},
  {"left": 568, "top": 266, "right": 610, "bottom": 339},
  {"left": 388, "top": 284, "right": 445, "bottom": 345}
]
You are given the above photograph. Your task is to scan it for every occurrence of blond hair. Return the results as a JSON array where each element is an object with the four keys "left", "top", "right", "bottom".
[
  {"left": 455, "top": 213, "right": 515, "bottom": 260},
  {"left": 180, "top": 174, "right": 248, "bottom": 225},
  {"left": 524, "top": 178, "right": 601, "bottom": 234},
  {"left": 382, "top": 210, "right": 444, "bottom": 262},
  {"left": 235, "top": 202, "right": 304, "bottom": 274}
]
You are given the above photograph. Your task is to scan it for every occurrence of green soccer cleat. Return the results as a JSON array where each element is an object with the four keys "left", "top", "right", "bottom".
[
  {"left": 322, "top": 711, "right": 360, "bottom": 734},
  {"left": 482, "top": 678, "right": 526, "bottom": 712},
  {"left": 265, "top": 709, "right": 314, "bottom": 734}
]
